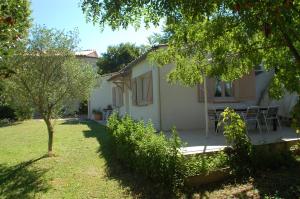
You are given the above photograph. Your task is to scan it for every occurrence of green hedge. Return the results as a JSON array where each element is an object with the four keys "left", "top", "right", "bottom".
[
  {"left": 107, "top": 113, "right": 229, "bottom": 194},
  {"left": 107, "top": 113, "right": 184, "bottom": 192}
]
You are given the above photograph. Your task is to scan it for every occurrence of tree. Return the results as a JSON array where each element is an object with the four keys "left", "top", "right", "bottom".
[
  {"left": 97, "top": 43, "right": 146, "bottom": 74},
  {"left": 82, "top": 0, "right": 300, "bottom": 129},
  {"left": 81, "top": 0, "right": 300, "bottom": 88},
  {"left": 3, "top": 26, "right": 98, "bottom": 156},
  {"left": 0, "top": 0, "right": 31, "bottom": 78},
  {"left": 147, "top": 31, "right": 171, "bottom": 46}
]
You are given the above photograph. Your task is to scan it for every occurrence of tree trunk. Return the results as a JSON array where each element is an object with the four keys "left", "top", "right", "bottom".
[
  {"left": 276, "top": 17, "right": 300, "bottom": 66},
  {"left": 282, "top": 32, "right": 300, "bottom": 66},
  {"left": 44, "top": 118, "right": 54, "bottom": 157}
]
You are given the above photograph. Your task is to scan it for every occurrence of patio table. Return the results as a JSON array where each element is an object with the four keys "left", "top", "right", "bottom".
[{"left": 212, "top": 107, "right": 277, "bottom": 132}]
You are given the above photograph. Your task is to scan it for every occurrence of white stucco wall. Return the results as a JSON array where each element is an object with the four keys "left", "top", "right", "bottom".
[
  {"left": 159, "top": 64, "right": 259, "bottom": 131},
  {"left": 256, "top": 70, "right": 299, "bottom": 117},
  {"left": 120, "top": 60, "right": 161, "bottom": 129},
  {"left": 255, "top": 70, "right": 274, "bottom": 105},
  {"left": 88, "top": 74, "right": 114, "bottom": 119},
  {"left": 159, "top": 64, "right": 206, "bottom": 131}
]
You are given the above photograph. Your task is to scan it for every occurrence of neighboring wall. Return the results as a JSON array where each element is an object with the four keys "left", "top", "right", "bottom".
[
  {"left": 88, "top": 74, "right": 114, "bottom": 119},
  {"left": 67, "top": 56, "right": 98, "bottom": 114},
  {"left": 78, "top": 57, "right": 98, "bottom": 68},
  {"left": 119, "top": 60, "right": 161, "bottom": 129}
]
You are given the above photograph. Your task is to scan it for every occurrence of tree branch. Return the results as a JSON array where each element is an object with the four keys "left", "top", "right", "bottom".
[{"left": 280, "top": 29, "right": 300, "bottom": 66}]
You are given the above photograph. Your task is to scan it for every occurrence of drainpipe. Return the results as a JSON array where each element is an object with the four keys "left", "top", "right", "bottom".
[{"left": 158, "top": 67, "right": 162, "bottom": 131}]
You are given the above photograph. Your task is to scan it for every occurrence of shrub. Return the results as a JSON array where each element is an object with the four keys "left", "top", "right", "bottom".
[
  {"left": 78, "top": 100, "right": 88, "bottom": 114},
  {"left": 219, "top": 108, "right": 253, "bottom": 174},
  {"left": 14, "top": 106, "right": 34, "bottom": 120},
  {"left": 0, "top": 105, "right": 16, "bottom": 120},
  {"left": 0, "top": 103, "right": 33, "bottom": 121},
  {"left": 107, "top": 113, "right": 185, "bottom": 193},
  {"left": 184, "top": 152, "right": 229, "bottom": 177},
  {"left": 107, "top": 113, "right": 230, "bottom": 194},
  {"left": 220, "top": 108, "right": 297, "bottom": 173}
]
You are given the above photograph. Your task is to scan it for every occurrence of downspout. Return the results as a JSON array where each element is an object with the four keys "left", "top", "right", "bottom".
[{"left": 158, "top": 67, "right": 162, "bottom": 131}]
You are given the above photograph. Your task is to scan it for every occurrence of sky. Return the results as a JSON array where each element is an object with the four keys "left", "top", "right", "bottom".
[{"left": 31, "top": 0, "right": 162, "bottom": 55}]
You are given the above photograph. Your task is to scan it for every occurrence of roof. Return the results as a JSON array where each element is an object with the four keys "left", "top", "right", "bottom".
[
  {"left": 107, "top": 44, "right": 167, "bottom": 81},
  {"left": 101, "top": 72, "right": 119, "bottom": 77},
  {"left": 75, "top": 50, "right": 98, "bottom": 58}
]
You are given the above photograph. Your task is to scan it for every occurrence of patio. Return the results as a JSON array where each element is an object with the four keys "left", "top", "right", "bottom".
[{"left": 165, "top": 127, "right": 299, "bottom": 155}]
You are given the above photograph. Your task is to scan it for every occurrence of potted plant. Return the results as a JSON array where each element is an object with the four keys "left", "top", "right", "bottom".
[{"left": 92, "top": 108, "right": 103, "bottom": 121}]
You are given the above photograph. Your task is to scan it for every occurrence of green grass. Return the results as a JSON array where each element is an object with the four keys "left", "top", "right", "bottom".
[
  {"left": 1, "top": 120, "right": 300, "bottom": 199},
  {"left": 0, "top": 119, "right": 133, "bottom": 199}
]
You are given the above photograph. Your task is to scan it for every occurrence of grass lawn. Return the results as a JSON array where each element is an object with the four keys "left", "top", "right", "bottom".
[
  {"left": 0, "top": 119, "right": 134, "bottom": 199},
  {"left": 0, "top": 119, "right": 300, "bottom": 199}
]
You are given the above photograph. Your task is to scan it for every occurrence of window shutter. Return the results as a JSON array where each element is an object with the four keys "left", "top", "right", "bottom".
[
  {"left": 116, "top": 87, "right": 123, "bottom": 107},
  {"left": 142, "top": 77, "right": 148, "bottom": 103},
  {"left": 198, "top": 84, "right": 204, "bottom": 102},
  {"left": 112, "top": 87, "right": 116, "bottom": 107},
  {"left": 146, "top": 71, "right": 153, "bottom": 104},
  {"left": 131, "top": 78, "right": 137, "bottom": 105},
  {"left": 236, "top": 71, "right": 256, "bottom": 101},
  {"left": 119, "top": 87, "right": 124, "bottom": 106},
  {"left": 233, "top": 80, "right": 239, "bottom": 99},
  {"left": 136, "top": 77, "right": 143, "bottom": 105},
  {"left": 198, "top": 78, "right": 215, "bottom": 103},
  {"left": 207, "top": 78, "right": 215, "bottom": 103}
]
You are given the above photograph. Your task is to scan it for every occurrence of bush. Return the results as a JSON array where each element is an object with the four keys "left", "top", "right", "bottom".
[
  {"left": 107, "top": 113, "right": 185, "bottom": 193},
  {"left": 184, "top": 152, "right": 229, "bottom": 177},
  {"left": 0, "top": 105, "right": 16, "bottom": 120},
  {"left": 14, "top": 106, "right": 34, "bottom": 120},
  {"left": 219, "top": 108, "right": 253, "bottom": 174},
  {"left": 107, "top": 113, "right": 229, "bottom": 194},
  {"left": 78, "top": 100, "right": 88, "bottom": 114},
  {"left": 220, "top": 108, "right": 297, "bottom": 173},
  {"left": 0, "top": 104, "right": 33, "bottom": 121}
]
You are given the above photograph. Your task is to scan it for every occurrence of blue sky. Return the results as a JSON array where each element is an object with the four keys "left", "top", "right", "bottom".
[{"left": 31, "top": 0, "right": 162, "bottom": 55}]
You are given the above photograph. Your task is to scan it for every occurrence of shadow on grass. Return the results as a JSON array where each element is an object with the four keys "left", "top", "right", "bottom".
[
  {"left": 0, "top": 156, "right": 50, "bottom": 199},
  {"left": 80, "top": 120, "right": 163, "bottom": 199},
  {"left": 187, "top": 162, "right": 300, "bottom": 198},
  {"left": 79, "top": 120, "right": 300, "bottom": 198},
  {"left": 0, "top": 121, "right": 22, "bottom": 128},
  {"left": 251, "top": 166, "right": 300, "bottom": 198}
]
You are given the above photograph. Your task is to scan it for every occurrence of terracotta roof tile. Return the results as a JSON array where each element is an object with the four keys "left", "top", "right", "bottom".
[{"left": 75, "top": 50, "right": 98, "bottom": 58}]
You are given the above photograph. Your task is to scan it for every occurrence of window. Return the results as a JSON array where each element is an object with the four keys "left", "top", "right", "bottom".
[
  {"left": 132, "top": 71, "right": 153, "bottom": 106},
  {"left": 214, "top": 79, "right": 233, "bottom": 98},
  {"left": 224, "top": 82, "right": 233, "bottom": 97},
  {"left": 142, "top": 77, "right": 148, "bottom": 102},
  {"left": 112, "top": 86, "right": 123, "bottom": 107}
]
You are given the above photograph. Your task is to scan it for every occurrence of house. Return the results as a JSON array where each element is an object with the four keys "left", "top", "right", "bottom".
[
  {"left": 88, "top": 72, "right": 118, "bottom": 119},
  {"left": 88, "top": 45, "right": 298, "bottom": 131},
  {"left": 64, "top": 50, "right": 98, "bottom": 115},
  {"left": 75, "top": 50, "right": 98, "bottom": 66}
]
